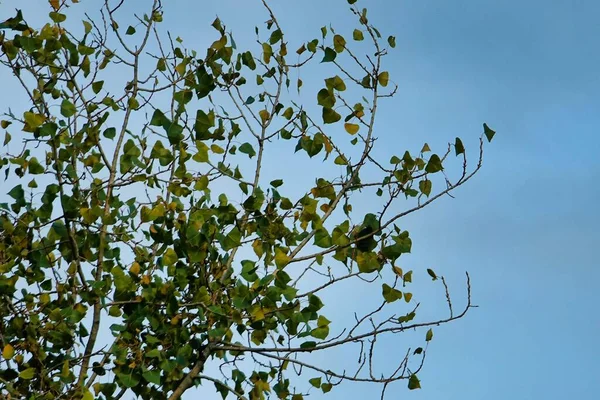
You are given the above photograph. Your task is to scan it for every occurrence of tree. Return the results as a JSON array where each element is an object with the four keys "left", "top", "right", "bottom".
[{"left": 0, "top": 0, "right": 496, "bottom": 399}]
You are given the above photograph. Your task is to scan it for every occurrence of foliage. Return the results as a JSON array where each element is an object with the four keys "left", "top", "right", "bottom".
[{"left": 0, "top": 0, "right": 495, "bottom": 399}]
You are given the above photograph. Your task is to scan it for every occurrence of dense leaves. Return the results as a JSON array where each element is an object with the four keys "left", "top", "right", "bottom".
[{"left": 0, "top": 1, "right": 495, "bottom": 399}]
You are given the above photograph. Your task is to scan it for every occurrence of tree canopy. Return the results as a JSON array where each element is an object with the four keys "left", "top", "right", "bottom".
[{"left": 0, "top": 0, "right": 496, "bottom": 399}]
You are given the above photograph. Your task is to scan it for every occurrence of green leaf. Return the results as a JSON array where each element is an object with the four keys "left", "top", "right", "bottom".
[
  {"left": 322, "top": 107, "right": 341, "bottom": 124},
  {"left": 356, "top": 252, "right": 380, "bottom": 273},
  {"left": 126, "top": 26, "right": 136, "bottom": 35},
  {"left": 408, "top": 374, "right": 421, "bottom": 390},
  {"left": 143, "top": 370, "right": 161, "bottom": 385},
  {"left": 103, "top": 127, "right": 116, "bottom": 139},
  {"left": 150, "top": 109, "right": 170, "bottom": 127},
  {"left": 311, "top": 326, "right": 329, "bottom": 340},
  {"left": 92, "top": 80, "right": 104, "bottom": 94},
  {"left": 117, "top": 372, "right": 140, "bottom": 388},
  {"left": 324, "top": 75, "right": 346, "bottom": 91},
  {"left": 19, "top": 368, "right": 36, "bottom": 380},
  {"left": 425, "top": 154, "right": 443, "bottom": 173},
  {"left": 353, "top": 29, "right": 364, "bottom": 41},
  {"left": 334, "top": 155, "right": 348, "bottom": 165},
  {"left": 426, "top": 328, "right": 433, "bottom": 341},
  {"left": 8, "top": 184, "right": 25, "bottom": 203},
  {"left": 28, "top": 157, "right": 44, "bottom": 174},
  {"left": 60, "top": 99, "right": 76, "bottom": 118},
  {"left": 419, "top": 179, "right": 432, "bottom": 196},
  {"left": 387, "top": 35, "right": 396, "bottom": 48},
  {"left": 49, "top": 12, "right": 66, "bottom": 23},
  {"left": 221, "top": 227, "right": 241, "bottom": 251},
  {"left": 314, "top": 229, "right": 332, "bottom": 248},
  {"left": 321, "top": 383, "right": 333, "bottom": 393},
  {"left": 146, "top": 349, "right": 161, "bottom": 358},
  {"left": 269, "top": 29, "right": 283, "bottom": 44},
  {"left": 321, "top": 47, "right": 337, "bottom": 63},
  {"left": 309, "top": 377, "right": 322, "bottom": 388},
  {"left": 317, "top": 89, "right": 335, "bottom": 108},
  {"left": 239, "top": 142, "right": 256, "bottom": 158},
  {"left": 483, "top": 123, "right": 496, "bottom": 142},
  {"left": 382, "top": 283, "right": 403, "bottom": 303},
  {"left": 241, "top": 260, "right": 258, "bottom": 282},
  {"left": 270, "top": 179, "right": 283, "bottom": 188}
]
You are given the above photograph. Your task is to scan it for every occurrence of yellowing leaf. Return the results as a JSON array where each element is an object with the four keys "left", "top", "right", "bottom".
[
  {"left": 19, "top": 368, "right": 36, "bottom": 380},
  {"left": 378, "top": 71, "right": 389, "bottom": 87},
  {"left": 252, "top": 239, "right": 264, "bottom": 258},
  {"left": 344, "top": 123, "right": 359, "bottom": 135},
  {"left": 274, "top": 247, "right": 290, "bottom": 269},
  {"left": 82, "top": 389, "right": 94, "bottom": 400},
  {"left": 426, "top": 328, "right": 433, "bottom": 341},
  {"left": 141, "top": 275, "right": 151, "bottom": 285},
  {"left": 163, "top": 248, "right": 178, "bottom": 265},
  {"left": 49, "top": 0, "right": 60, "bottom": 11},
  {"left": 333, "top": 34, "right": 346, "bottom": 53},
  {"left": 129, "top": 262, "right": 141, "bottom": 275},
  {"left": 259, "top": 109, "right": 270, "bottom": 124},
  {"left": 211, "top": 144, "right": 225, "bottom": 154},
  {"left": 3, "top": 344, "right": 14, "bottom": 360}
]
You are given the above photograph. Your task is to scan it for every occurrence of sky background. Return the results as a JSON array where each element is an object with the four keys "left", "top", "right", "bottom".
[{"left": 1, "top": 0, "right": 599, "bottom": 399}]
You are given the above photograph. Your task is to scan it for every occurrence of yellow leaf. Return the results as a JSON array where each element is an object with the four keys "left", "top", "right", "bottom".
[
  {"left": 274, "top": 247, "right": 290, "bottom": 269},
  {"left": 344, "top": 123, "right": 359, "bottom": 135},
  {"left": 211, "top": 144, "right": 225, "bottom": 154},
  {"left": 49, "top": 0, "right": 60, "bottom": 11},
  {"left": 82, "top": 388, "right": 94, "bottom": 400},
  {"left": 404, "top": 292, "right": 413, "bottom": 302},
  {"left": 129, "top": 262, "right": 141, "bottom": 275},
  {"left": 252, "top": 239, "right": 264, "bottom": 258},
  {"left": 378, "top": 71, "right": 389, "bottom": 87},
  {"left": 322, "top": 135, "right": 333, "bottom": 154},
  {"left": 170, "top": 314, "right": 181, "bottom": 325},
  {"left": 421, "top": 143, "right": 431, "bottom": 153},
  {"left": 3, "top": 344, "right": 14, "bottom": 360},
  {"left": 259, "top": 109, "right": 270, "bottom": 124},
  {"left": 392, "top": 266, "right": 403, "bottom": 277}
]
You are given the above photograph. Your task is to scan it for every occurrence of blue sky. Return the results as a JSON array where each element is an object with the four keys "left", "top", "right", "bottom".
[{"left": 1, "top": 0, "right": 599, "bottom": 399}]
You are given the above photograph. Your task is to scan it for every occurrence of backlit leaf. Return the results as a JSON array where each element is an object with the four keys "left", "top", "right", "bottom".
[{"left": 344, "top": 123, "right": 359, "bottom": 135}]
